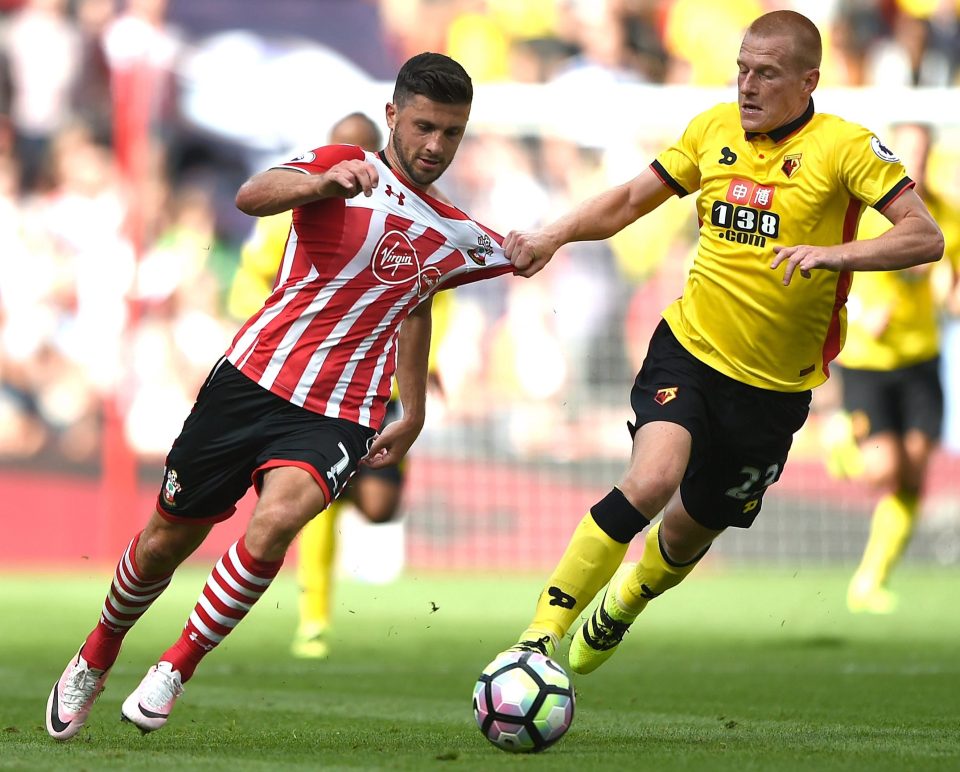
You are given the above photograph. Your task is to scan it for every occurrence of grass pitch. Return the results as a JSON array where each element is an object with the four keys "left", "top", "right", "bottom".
[{"left": 1, "top": 564, "right": 958, "bottom": 771}]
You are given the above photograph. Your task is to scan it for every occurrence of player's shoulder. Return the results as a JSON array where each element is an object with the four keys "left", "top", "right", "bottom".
[
  {"left": 808, "top": 112, "right": 881, "bottom": 150},
  {"left": 277, "top": 144, "right": 367, "bottom": 172},
  {"left": 812, "top": 113, "right": 904, "bottom": 171}
]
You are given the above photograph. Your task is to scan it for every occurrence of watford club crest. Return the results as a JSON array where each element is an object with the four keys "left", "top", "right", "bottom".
[
  {"left": 781, "top": 153, "right": 802, "bottom": 178},
  {"left": 654, "top": 387, "right": 678, "bottom": 405}
]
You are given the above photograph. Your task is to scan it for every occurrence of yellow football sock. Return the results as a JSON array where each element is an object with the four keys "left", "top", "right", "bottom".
[
  {"left": 851, "top": 490, "right": 918, "bottom": 591},
  {"left": 297, "top": 502, "right": 340, "bottom": 629},
  {"left": 519, "top": 512, "right": 630, "bottom": 648},
  {"left": 617, "top": 522, "right": 702, "bottom": 617}
]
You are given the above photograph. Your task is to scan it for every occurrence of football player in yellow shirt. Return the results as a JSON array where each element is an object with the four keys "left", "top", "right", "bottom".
[
  {"left": 835, "top": 123, "right": 956, "bottom": 614},
  {"left": 500, "top": 10, "right": 944, "bottom": 674}
]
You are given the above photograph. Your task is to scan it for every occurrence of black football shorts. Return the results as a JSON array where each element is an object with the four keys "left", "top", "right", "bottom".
[
  {"left": 157, "top": 358, "right": 377, "bottom": 523},
  {"left": 629, "top": 320, "right": 811, "bottom": 530},
  {"left": 836, "top": 357, "right": 943, "bottom": 440}
]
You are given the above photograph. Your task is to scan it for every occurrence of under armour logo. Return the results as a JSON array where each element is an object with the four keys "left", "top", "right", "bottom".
[
  {"left": 384, "top": 185, "right": 405, "bottom": 205},
  {"left": 189, "top": 631, "right": 215, "bottom": 651},
  {"left": 719, "top": 147, "right": 738, "bottom": 165},
  {"left": 546, "top": 586, "right": 576, "bottom": 609}
]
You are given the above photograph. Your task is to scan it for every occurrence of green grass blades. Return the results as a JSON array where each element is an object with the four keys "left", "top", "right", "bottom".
[{"left": 2, "top": 566, "right": 959, "bottom": 771}]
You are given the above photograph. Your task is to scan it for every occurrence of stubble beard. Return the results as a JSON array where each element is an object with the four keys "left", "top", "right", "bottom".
[{"left": 391, "top": 132, "right": 442, "bottom": 188}]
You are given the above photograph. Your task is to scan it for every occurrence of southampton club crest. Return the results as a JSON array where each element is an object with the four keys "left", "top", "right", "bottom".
[
  {"left": 162, "top": 467, "right": 181, "bottom": 506},
  {"left": 467, "top": 233, "right": 494, "bottom": 266}
]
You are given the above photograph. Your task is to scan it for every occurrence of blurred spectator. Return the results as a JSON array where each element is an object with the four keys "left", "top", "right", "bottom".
[
  {"left": 661, "top": 0, "right": 764, "bottom": 85},
  {"left": 126, "top": 185, "right": 237, "bottom": 458},
  {"left": 1, "top": 0, "right": 80, "bottom": 192},
  {"left": 1, "top": 0, "right": 959, "bottom": 473},
  {"left": 866, "top": 8, "right": 953, "bottom": 86},
  {"left": 72, "top": 0, "right": 116, "bottom": 146}
]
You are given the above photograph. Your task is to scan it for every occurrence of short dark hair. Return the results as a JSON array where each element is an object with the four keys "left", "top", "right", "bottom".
[{"left": 393, "top": 52, "right": 473, "bottom": 106}]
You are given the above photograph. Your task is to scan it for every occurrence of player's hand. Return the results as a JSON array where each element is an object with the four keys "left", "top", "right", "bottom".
[
  {"left": 504, "top": 229, "right": 559, "bottom": 278},
  {"left": 771, "top": 244, "right": 845, "bottom": 286},
  {"left": 362, "top": 417, "right": 423, "bottom": 469},
  {"left": 321, "top": 159, "right": 379, "bottom": 199}
]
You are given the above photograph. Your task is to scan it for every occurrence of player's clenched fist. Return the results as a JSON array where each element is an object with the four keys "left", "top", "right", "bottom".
[
  {"left": 504, "top": 229, "right": 560, "bottom": 278},
  {"left": 321, "top": 159, "right": 379, "bottom": 199}
]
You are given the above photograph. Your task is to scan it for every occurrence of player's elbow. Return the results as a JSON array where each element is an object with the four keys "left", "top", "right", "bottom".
[
  {"left": 921, "top": 221, "right": 945, "bottom": 266},
  {"left": 235, "top": 182, "right": 266, "bottom": 216}
]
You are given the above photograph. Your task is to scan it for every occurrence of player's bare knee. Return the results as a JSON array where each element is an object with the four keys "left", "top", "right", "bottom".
[
  {"left": 618, "top": 476, "right": 676, "bottom": 517},
  {"left": 137, "top": 519, "right": 204, "bottom": 575},
  {"left": 248, "top": 507, "right": 309, "bottom": 555}
]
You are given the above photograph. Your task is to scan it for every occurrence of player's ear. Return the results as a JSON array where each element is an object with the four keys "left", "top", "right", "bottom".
[
  {"left": 385, "top": 102, "right": 398, "bottom": 131},
  {"left": 803, "top": 67, "right": 820, "bottom": 95}
]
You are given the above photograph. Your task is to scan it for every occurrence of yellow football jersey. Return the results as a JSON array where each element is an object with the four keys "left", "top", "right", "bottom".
[
  {"left": 653, "top": 100, "right": 912, "bottom": 392},
  {"left": 837, "top": 195, "right": 948, "bottom": 370}
]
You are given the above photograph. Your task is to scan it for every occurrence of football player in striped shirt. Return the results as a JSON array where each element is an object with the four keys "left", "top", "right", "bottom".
[{"left": 46, "top": 52, "right": 513, "bottom": 740}]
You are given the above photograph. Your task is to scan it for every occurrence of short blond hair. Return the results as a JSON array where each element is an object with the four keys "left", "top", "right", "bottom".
[{"left": 747, "top": 10, "right": 822, "bottom": 72}]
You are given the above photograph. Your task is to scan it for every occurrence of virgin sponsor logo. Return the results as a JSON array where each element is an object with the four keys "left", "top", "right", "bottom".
[
  {"left": 371, "top": 229, "right": 444, "bottom": 295},
  {"left": 372, "top": 230, "right": 420, "bottom": 284}
]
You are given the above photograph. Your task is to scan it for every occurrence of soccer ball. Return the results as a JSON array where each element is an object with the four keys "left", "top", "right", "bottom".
[{"left": 472, "top": 650, "right": 575, "bottom": 753}]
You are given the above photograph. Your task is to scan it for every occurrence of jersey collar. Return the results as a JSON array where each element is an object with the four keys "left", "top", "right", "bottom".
[{"left": 745, "top": 98, "right": 814, "bottom": 144}]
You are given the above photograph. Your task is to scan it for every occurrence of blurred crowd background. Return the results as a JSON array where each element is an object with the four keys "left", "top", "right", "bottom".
[{"left": 1, "top": 0, "right": 959, "bottom": 568}]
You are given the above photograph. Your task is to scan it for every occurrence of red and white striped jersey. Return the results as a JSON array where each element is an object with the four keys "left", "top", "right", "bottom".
[{"left": 225, "top": 145, "right": 513, "bottom": 429}]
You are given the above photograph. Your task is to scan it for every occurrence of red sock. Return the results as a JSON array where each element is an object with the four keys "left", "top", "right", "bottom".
[
  {"left": 81, "top": 532, "right": 173, "bottom": 671},
  {"left": 161, "top": 536, "right": 283, "bottom": 681}
]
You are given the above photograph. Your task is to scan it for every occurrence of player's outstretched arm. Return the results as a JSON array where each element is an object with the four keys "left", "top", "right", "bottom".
[
  {"left": 235, "top": 161, "right": 380, "bottom": 217},
  {"left": 364, "top": 297, "right": 433, "bottom": 469},
  {"left": 505, "top": 167, "right": 675, "bottom": 277},
  {"left": 771, "top": 189, "right": 944, "bottom": 286}
]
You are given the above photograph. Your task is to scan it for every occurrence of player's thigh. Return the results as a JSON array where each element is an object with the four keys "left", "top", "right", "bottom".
[
  {"left": 159, "top": 359, "right": 282, "bottom": 523},
  {"left": 248, "top": 466, "right": 331, "bottom": 544},
  {"left": 681, "top": 382, "right": 811, "bottom": 530},
  {"left": 625, "top": 319, "right": 707, "bottom": 511},
  {"left": 620, "top": 421, "right": 691, "bottom": 513}
]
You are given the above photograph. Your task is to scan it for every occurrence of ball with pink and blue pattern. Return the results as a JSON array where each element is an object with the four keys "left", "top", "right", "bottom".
[{"left": 472, "top": 650, "right": 575, "bottom": 753}]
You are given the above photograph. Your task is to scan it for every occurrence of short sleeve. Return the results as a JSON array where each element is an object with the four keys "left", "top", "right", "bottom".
[
  {"left": 651, "top": 108, "right": 713, "bottom": 197},
  {"left": 273, "top": 144, "right": 366, "bottom": 175},
  {"left": 836, "top": 125, "right": 913, "bottom": 212}
]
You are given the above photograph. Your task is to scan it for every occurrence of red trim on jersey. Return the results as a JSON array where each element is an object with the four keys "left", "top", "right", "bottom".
[
  {"left": 821, "top": 269, "right": 852, "bottom": 378},
  {"left": 876, "top": 178, "right": 916, "bottom": 212},
  {"left": 155, "top": 498, "right": 236, "bottom": 524},
  {"left": 821, "top": 196, "right": 862, "bottom": 377},
  {"left": 841, "top": 195, "right": 863, "bottom": 243}
]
